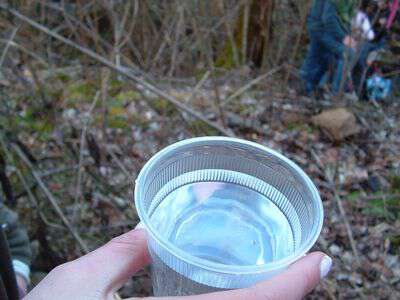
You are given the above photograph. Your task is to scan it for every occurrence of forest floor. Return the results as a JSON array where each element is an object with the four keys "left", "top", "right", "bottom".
[{"left": 1, "top": 66, "right": 400, "bottom": 299}]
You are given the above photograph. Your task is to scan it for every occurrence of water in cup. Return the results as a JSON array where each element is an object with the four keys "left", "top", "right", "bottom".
[{"left": 150, "top": 180, "right": 298, "bottom": 266}]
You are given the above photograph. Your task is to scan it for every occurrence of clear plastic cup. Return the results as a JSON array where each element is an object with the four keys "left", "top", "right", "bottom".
[{"left": 134, "top": 137, "right": 323, "bottom": 296}]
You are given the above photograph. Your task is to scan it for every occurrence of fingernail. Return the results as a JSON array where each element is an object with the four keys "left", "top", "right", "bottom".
[
  {"left": 135, "top": 221, "right": 145, "bottom": 230},
  {"left": 320, "top": 255, "right": 332, "bottom": 279}
]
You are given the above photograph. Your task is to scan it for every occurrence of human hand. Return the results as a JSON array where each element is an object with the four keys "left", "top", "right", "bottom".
[
  {"left": 24, "top": 228, "right": 332, "bottom": 300},
  {"left": 343, "top": 35, "right": 357, "bottom": 49},
  {"left": 379, "top": 17, "right": 387, "bottom": 26},
  {"left": 16, "top": 274, "right": 28, "bottom": 298}
]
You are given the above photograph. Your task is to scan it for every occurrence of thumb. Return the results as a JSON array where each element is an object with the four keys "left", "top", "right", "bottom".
[
  {"left": 25, "top": 227, "right": 150, "bottom": 300},
  {"left": 248, "top": 252, "right": 332, "bottom": 300},
  {"left": 71, "top": 227, "right": 150, "bottom": 294}
]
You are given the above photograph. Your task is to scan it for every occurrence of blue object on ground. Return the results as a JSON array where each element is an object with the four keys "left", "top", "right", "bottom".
[{"left": 366, "top": 74, "right": 392, "bottom": 101}]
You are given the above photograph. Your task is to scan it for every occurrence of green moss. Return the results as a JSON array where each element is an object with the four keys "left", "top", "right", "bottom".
[
  {"left": 48, "top": 89, "right": 63, "bottom": 102},
  {"left": 56, "top": 73, "right": 71, "bottom": 83},
  {"left": 233, "top": 102, "right": 249, "bottom": 114},
  {"left": 108, "top": 116, "right": 128, "bottom": 129},
  {"left": 363, "top": 195, "right": 400, "bottom": 221},
  {"left": 286, "top": 123, "right": 313, "bottom": 133},
  {"left": 109, "top": 80, "right": 124, "bottom": 97},
  {"left": 66, "top": 81, "right": 96, "bottom": 104},
  {"left": 109, "top": 106, "right": 126, "bottom": 117},
  {"left": 151, "top": 98, "right": 175, "bottom": 115},
  {"left": 389, "top": 234, "right": 400, "bottom": 253},
  {"left": 188, "top": 120, "right": 219, "bottom": 135},
  {"left": 390, "top": 174, "right": 400, "bottom": 191},
  {"left": 347, "top": 191, "right": 361, "bottom": 202},
  {"left": 14, "top": 107, "right": 54, "bottom": 140},
  {"left": 215, "top": 45, "right": 236, "bottom": 69},
  {"left": 115, "top": 90, "right": 140, "bottom": 103},
  {"left": 130, "top": 114, "right": 149, "bottom": 130}
]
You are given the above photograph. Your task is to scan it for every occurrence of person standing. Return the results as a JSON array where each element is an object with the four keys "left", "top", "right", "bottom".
[{"left": 301, "top": 0, "right": 358, "bottom": 96}]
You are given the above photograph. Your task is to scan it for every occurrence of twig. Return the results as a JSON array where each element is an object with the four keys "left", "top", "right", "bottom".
[
  {"left": 283, "top": 0, "right": 312, "bottom": 86},
  {"left": 333, "top": 192, "right": 361, "bottom": 266},
  {"left": 310, "top": 149, "right": 361, "bottom": 266},
  {"left": 0, "top": 138, "right": 63, "bottom": 230},
  {"left": 0, "top": 25, "right": 20, "bottom": 68},
  {"left": 371, "top": 99, "right": 395, "bottom": 129},
  {"left": 262, "top": 0, "right": 274, "bottom": 69},
  {"left": 149, "top": 15, "right": 175, "bottom": 71},
  {"left": 11, "top": 143, "right": 89, "bottom": 254},
  {"left": 321, "top": 280, "right": 337, "bottom": 300},
  {"left": 168, "top": 4, "right": 184, "bottom": 76},
  {"left": 359, "top": 193, "right": 400, "bottom": 201},
  {"left": 211, "top": 70, "right": 226, "bottom": 127},
  {"left": 185, "top": 70, "right": 210, "bottom": 104},
  {"left": 0, "top": 4, "right": 234, "bottom": 137},
  {"left": 223, "top": 66, "right": 282, "bottom": 105},
  {"left": 218, "top": 1, "right": 240, "bottom": 67},
  {"left": 105, "top": 146, "right": 135, "bottom": 184},
  {"left": 73, "top": 91, "right": 100, "bottom": 220},
  {"left": 100, "top": 67, "right": 110, "bottom": 140},
  {"left": 311, "top": 150, "right": 367, "bottom": 299},
  {"left": 14, "top": 164, "right": 85, "bottom": 200},
  {"left": 241, "top": 0, "right": 250, "bottom": 65},
  {"left": 0, "top": 38, "right": 48, "bottom": 66}
]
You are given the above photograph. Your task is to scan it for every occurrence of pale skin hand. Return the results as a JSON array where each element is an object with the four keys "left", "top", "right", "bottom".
[
  {"left": 16, "top": 274, "right": 28, "bottom": 297},
  {"left": 24, "top": 229, "right": 332, "bottom": 300},
  {"left": 343, "top": 35, "right": 357, "bottom": 49}
]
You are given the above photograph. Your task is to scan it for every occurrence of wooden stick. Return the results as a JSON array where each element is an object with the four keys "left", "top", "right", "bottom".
[
  {"left": 223, "top": 66, "right": 282, "bottom": 105},
  {"left": 283, "top": 0, "right": 312, "bottom": 86},
  {"left": 241, "top": 1, "right": 250, "bottom": 65},
  {"left": 0, "top": 138, "right": 64, "bottom": 230},
  {"left": 11, "top": 143, "right": 89, "bottom": 254},
  {"left": 105, "top": 146, "right": 135, "bottom": 184},
  {"left": 185, "top": 71, "right": 210, "bottom": 104},
  {"left": 0, "top": 25, "right": 20, "bottom": 68},
  {"left": 310, "top": 149, "right": 361, "bottom": 266}
]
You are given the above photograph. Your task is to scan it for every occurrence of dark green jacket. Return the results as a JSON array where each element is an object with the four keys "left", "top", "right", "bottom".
[
  {"left": 308, "top": 0, "right": 356, "bottom": 41},
  {"left": 334, "top": 0, "right": 358, "bottom": 28},
  {"left": 0, "top": 203, "right": 31, "bottom": 268}
]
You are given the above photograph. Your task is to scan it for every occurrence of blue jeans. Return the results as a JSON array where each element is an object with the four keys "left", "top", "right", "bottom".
[
  {"left": 353, "top": 39, "right": 386, "bottom": 95},
  {"left": 301, "top": 30, "right": 354, "bottom": 94}
]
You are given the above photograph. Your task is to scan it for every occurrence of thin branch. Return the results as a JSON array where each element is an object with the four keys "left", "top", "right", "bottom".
[
  {"left": 310, "top": 149, "right": 361, "bottom": 266},
  {"left": 11, "top": 143, "right": 89, "bottom": 254},
  {"left": 218, "top": 1, "right": 240, "bottom": 67},
  {"left": 0, "top": 25, "right": 20, "bottom": 68},
  {"left": 211, "top": 70, "right": 226, "bottom": 128},
  {"left": 168, "top": 4, "right": 184, "bottom": 76},
  {"left": 0, "top": 38, "right": 48, "bottom": 66},
  {"left": 0, "top": 138, "right": 64, "bottom": 230},
  {"left": 223, "top": 66, "right": 282, "bottom": 105},
  {"left": 283, "top": 0, "right": 312, "bottom": 86},
  {"left": 241, "top": 0, "right": 250, "bottom": 65},
  {"left": 105, "top": 146, "right": 135, "bottom": 184},
  {"left": 73, "top": 91, "right": 101, "bottom": 219},
  {"left": 359, "top": 193, "right": 400, "bottom": 201},
  {"left": 185, "top": 70, "right": 210, "bottom": 104}
]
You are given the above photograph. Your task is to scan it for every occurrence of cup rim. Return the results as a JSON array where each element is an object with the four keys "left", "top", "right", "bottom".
[{"left": 135, "top": 136, "right": 324, "bottom": 275}]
